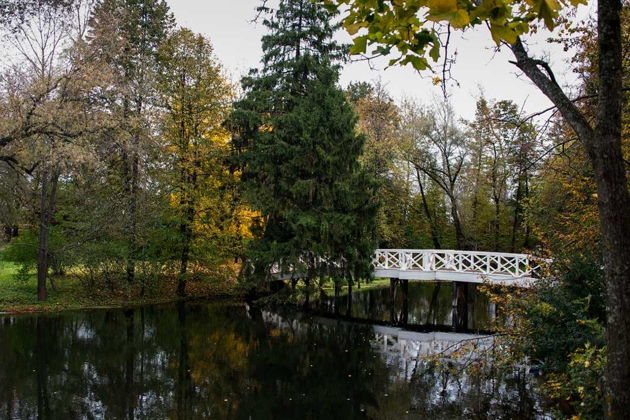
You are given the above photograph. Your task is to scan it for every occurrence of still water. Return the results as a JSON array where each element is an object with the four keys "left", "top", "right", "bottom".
[
  {"left": 0, "top": 284, "right": 541, "bottom": 419},
  {"left": 314, "top": 282, "right": 494, "bottom": 332}
]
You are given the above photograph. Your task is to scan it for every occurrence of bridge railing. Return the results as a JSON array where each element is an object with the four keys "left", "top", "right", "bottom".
[{"left": 373, "top": 249, "right": 546, "bottom": 278}]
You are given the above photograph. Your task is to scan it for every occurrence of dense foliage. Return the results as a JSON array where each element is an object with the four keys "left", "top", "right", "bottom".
[
  {"left": 229, "top": 0, "right": 378, "bottom": 287},
  {"left": 0, "top": 0, "right": 248, "bottom": 299},
  {"left": 0, "top": 1, "right": 628, "bottom": 416}
]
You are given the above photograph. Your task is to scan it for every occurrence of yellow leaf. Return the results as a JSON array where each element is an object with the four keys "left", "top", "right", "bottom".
[
  {"left": 490, "top": 23, "right": 518, "bottom": 44},
  {"left": 428, "top": 0, "right": 458, "bottom": 14},
  {"left": 450, "top": 9, "right": 470, "bottom": 28},
  {"left": 346, "top": 22, "right": 363, "bottom": 35}
]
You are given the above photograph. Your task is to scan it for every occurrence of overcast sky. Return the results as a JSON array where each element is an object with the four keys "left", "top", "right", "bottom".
[{"left": 167, "top": 0, "right": 593, "bottom": 120}]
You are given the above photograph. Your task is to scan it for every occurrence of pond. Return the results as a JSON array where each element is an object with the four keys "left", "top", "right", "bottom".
[
  {"left": 314, "top": 281, "right": 495, "bottom": 332},
  {"left": 0, "top": 284, "right": 542, "bottom": 419}
]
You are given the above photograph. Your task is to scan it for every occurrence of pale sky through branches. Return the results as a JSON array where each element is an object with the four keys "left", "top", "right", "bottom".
[{"left": 176, "top": 1, "right": 589, "bottom": 120}]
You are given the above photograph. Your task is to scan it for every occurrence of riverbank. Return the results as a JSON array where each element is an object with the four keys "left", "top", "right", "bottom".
[
  {"left": 0, "top": 258, "right": 243, "bottom": 314},
  {"left": 0, "top": 253, "right": 395, "bottom": 314},
  {"left": 321, "top": 278, "right": 391, "bottom": 295}
]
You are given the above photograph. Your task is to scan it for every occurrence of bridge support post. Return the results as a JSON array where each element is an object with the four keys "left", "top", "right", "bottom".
[
  {"left": 452, "top": 281, "right": 469, "bottom": 332},
  {"left": 389, "top": 278, "right": 397, "bottom": 323},
  {"left": 401, "top": 280, "right": 409, "bottom": 326},
  {"left": 389, "top": 278, "right": 409, "bottom": 326}
]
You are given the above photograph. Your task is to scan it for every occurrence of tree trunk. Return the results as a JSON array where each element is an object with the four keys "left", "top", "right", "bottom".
[
  {"left": 470, "top": 140, "right": 485, "bottom": 248},
  {"left": 36, "top": 166, "right": 59, "bottom": 302},
  {"left": 593, "top": 4, "right": 630, "bottom": 412},
  {"left": 493, "top": 195, "right": 500, "bottom": 252},
  {"left": 124, "top": 98, "right": 141, "bottom": 286},
  {"left": 510, "top": 181, "right": 522, "bottom": 252},
  {"left": 126, "top": 148, "right": 139, "bottom": 285},
  {"left": 36, "top": 169, "right": 50, "bottom": 302},
  {"left": 594, "top": 131, "right": 630, "bottom": 418},
  {"left": 523, "top": 177, "right": 532, "bottom": 249},
  {"left": 449, "top": 194, "right": 466, "bottom": 250},
  {"left": 509, "top": 0, "right": 629, "bottom": 413},
  {"left": 177, "top": 202, "right": 195, "bottom": 298},
  {"left": 415, "top": 167, "right": 441, "bottom": 248}
]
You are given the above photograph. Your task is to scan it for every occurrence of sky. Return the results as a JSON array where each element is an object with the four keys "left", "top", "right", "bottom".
[{"left": 167, "top": 0, "right": 593, "bottom": 120}]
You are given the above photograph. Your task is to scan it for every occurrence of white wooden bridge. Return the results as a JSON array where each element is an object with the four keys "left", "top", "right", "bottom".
[
  {"left": 271, "top": 249, "right": 545, "bottom": 286},
  {"left": 373, "top": 249, "right": 544, "bottom": 286}
]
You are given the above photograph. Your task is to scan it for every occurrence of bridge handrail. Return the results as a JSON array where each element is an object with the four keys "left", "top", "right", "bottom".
[{"left": 373, "top": 249, "right": 548, "bottom": 278}]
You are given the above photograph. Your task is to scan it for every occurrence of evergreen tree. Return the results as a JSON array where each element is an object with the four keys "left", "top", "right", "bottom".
[{"left": 230, "top": 0, "right": 378, "bottom": 286}]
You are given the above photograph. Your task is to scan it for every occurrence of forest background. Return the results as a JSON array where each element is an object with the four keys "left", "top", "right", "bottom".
[{"left": 0, "top": 0, "right": 627, "bottom": 417}]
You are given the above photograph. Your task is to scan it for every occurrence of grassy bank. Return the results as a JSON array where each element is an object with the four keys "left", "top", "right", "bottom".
[
  {"left": 320, "top": 278, "right": 390, "bottom": 296},
  {"left": 0, "top": 253, "right": 242, "bottom": 314},
  {"left": 0, "top": 247, "right": 391, "bottom": 314}
]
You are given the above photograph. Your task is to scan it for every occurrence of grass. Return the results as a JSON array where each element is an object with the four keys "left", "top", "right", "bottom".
[
  {"left": 0, "top": 249, "right": 242, "bottom": 314},
  {"left": 320, "top": 278, "right": 390, "bottom": 296},
  {"left": 0, "top": 246, "right": 390, "bottom": 314}
]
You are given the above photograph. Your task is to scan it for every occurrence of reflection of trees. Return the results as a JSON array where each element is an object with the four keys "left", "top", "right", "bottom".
[
  {"left": 265, "top": 312, "right": 540, "bottom": 419},
  {"left": 0, "top": 302, "right": 538, "bottom": 419},
  {"left": 237, "top": 321, "right": 391, "bottom": 418},
  {"left": 325, "top": 283, "right": 494, "bottom": 331},
  {"left": 403, "top": 361, "right": 538, "bottom": 419}
]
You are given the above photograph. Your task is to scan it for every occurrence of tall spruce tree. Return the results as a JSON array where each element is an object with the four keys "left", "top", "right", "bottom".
[{"left": 230, "top": 0, "right": 377, "bottom": 287}]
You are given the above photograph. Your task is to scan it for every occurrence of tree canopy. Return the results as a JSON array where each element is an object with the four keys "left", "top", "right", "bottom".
[{"left": 230, "top": 0, "right": 378, "bottom": 285}]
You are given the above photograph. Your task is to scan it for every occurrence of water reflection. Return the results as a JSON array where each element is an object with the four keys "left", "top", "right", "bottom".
[
  {"left": 0, "top": 302, "right": 539, "bottom": 419},
  {"left": 315, "top": 281, "right": 495, "bottom": 332}
]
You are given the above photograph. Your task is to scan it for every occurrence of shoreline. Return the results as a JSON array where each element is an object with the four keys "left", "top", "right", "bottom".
[{"left": 0, "top": 291, "right": 244, "bottom": 316}]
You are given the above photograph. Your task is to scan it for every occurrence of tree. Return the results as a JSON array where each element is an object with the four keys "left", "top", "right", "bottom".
[
  {"left": 466, "top": 98, "right": 539, "bottom": 252},
  {"left": 404, "top": 99, "right": 468, "bottom": 249},
  {"left": 87, "top": 0, "right": 174, "bottom": 285},
  {"left": 398, "top": 98, "right": 448, "bottom": 249},
  {"left": 230, "top": 0, "right": 378, "bottom": 289},
  {"left": 322, "top": 0, "right": 629, "bottom": 413},
  {"left": 0, "top": 0, "right": 98, "bottom": 300},
  {"left": 0, "top": 0, "right": 75, "bottom": 30},
  {"left": 157, "top": 28, "right": 235, "bottom": 297},
  {"left": 347, "top": 81, "right": 413, "bottom": 248}
]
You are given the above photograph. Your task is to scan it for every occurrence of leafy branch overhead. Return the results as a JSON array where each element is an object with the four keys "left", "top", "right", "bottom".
[{"left": 321, "top": 0, "right": 586, "bottom": 70}]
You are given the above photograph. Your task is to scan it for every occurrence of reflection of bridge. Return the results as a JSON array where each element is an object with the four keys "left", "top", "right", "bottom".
[
  {"left": 373, "top": 249, "right": 545, "bottom": 286},
  {"left": 261, "top": 310, "right": 494, "bottom": 377}
]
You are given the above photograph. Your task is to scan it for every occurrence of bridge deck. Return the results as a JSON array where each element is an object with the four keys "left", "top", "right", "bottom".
[{"left": 373, "top": 268, "right": 535, "bottom": 286}]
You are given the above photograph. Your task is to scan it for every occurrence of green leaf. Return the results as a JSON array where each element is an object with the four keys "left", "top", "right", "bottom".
[
  {"left": 490, "top": 23, "right": 518, "bottom": 44},
  {"left": 429, "top": 40, "right": 441, "bottom": 62},
  {"left": 349, "top": 35, "right": 368, "bottom": 54},
  {"left": 405, "top": 55, "right": 428, "bottom": 70},
  {"left": 536, "top": 0, "right": 561, "bottom": 30}
]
